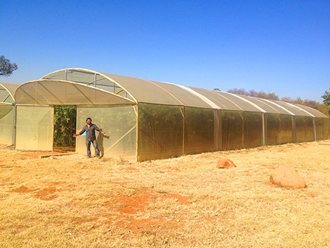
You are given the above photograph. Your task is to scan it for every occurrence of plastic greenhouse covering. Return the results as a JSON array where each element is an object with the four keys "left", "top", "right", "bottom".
[
  {"left": 0, "top": 83, "right": 17, "bottom": 146},
  {"left": 9, "top": 68, "right": 329, "bottom": 161}
]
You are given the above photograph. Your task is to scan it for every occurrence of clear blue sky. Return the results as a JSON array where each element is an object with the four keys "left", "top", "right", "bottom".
[{"left": 1, "top": 0, "right": 329, "bottom": 101}]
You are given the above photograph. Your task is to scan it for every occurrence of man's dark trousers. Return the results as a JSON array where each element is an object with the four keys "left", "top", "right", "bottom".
[{"left": 86, "top": 139, "right": 100, "bottom": 157}]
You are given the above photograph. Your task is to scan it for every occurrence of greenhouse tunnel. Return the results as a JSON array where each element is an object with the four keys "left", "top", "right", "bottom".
[
  {"left": 14, "top": 68, "right": 329, "bottom": 161},
  {"left": 0, "top": 83, "right": 18, "bottom": 146}
]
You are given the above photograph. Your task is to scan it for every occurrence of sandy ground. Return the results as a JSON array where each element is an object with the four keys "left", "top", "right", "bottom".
[{"left": 0, "top": 141, "right": 329, "bottom": 248}]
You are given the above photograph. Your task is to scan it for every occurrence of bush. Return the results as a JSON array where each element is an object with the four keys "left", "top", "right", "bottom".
[{"left": 53, "top": 106, "right": 76, "bottom": 147}]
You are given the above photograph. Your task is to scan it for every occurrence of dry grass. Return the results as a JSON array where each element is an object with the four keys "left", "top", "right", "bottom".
[{"left": 0, "top": 141, "right": 329, "bottom": 247}]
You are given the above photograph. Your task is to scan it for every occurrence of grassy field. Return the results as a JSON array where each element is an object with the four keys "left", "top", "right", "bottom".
[{"left": 0, "top": 141, "right": 329, "bottom": 247}]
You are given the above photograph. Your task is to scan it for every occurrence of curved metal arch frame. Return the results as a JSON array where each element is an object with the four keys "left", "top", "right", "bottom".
[
  {"left": 42, "top": 68, "right": 138, "bottom": 103},
  {"left": 0, "top": 83, "right": 15, "bottom": 104},
  {"left": 283, "top": 102, "right": 315, "bottom": 117},
  {"left": 222, "top": 92, "right": 266, "bottom": 113},
  {"left": 14, "top": 79, "right": 136, "bottom": 105},
  {"left": 166, "top": 82, "right": 221, "bottom": 109},
  {"left": 258, "top": 98, "right": 295, "bottom": 116}
]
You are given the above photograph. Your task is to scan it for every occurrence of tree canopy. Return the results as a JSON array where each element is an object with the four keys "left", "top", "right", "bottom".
[
  {"left": 227, "top": 87, "right": 330, "bottom": 116},
  {"left": 322, "top": 89, "right": 330, "bottom": 105},
  {"left": 0, "top": 56, "right": 18, "bottom": 76},
  {"left": 227, "top": 88, "right": 279, "bottom": 100}
]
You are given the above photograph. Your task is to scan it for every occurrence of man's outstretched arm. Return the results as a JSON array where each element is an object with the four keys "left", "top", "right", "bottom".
[
  {"left": 95, "top": 125, "right": 109, "bottom": 137},
  {"left": 73, "top": 127, "right": 86, "bottom": 137}
]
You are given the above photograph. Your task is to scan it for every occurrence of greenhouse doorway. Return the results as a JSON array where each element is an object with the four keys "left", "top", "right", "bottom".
[{"left": 53, "top": 105, "right": 77, "bottom": 152}]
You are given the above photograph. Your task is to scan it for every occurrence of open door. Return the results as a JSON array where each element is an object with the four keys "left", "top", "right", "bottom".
[
  {"left": 53, "top": 105, "right": 76, "bottom": 152},
  {"left": 15, "top": 105, "right": 54, "bottom": 150}
]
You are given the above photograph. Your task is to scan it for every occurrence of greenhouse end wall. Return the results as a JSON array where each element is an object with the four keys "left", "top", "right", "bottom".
[
  {"left": 76, "top": 105, "right": 137, "bottom": 161},
  {"left": 15, "top": 105, "right": 54, "bottom": 151},
  {"left": 0, "top": 105, "right": 15, "bottom": 146}
]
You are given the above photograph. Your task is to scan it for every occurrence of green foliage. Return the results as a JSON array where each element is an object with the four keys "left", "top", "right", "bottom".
[
  {"left": 322, "top": 89, "right": 330, "bottom": 105},
  {"left": 227, "top": 88, "right": 279, "bottom": 100},
  {"left": 53, "top": 106, "right": 76, "bottom": 147},
  {"left": 228, "top": 87, "right": 330, "bottom": 116},
  {"left": 0, "top": 56, "right": 18, "bottom": 76}
]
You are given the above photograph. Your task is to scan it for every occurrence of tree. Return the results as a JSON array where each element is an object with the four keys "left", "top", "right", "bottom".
[
  {"left": 227, "top": 88, "right": 279, "bottom": 100},
  {"left": 53, "top": 106, "right": 77, "bottom": 148},
  {"left": 0, "top": 56, "right": 18, "bottom": 76},
  {"left": 322, "top": 89, "right": 330, "bottom": 105},
  {"left": 227, "top": 87, "right": 329, "bottom": 116}
]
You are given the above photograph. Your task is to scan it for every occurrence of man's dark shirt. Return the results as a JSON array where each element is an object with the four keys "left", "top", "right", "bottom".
[{"left": 80, "top": 124, "right": 101, "bottom": 141}]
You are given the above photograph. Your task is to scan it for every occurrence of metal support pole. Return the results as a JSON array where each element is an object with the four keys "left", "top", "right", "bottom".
[
  {"left": 218, "top": 110, "right": 222, "bottom": 151},
  {"left": 13, "top": 104, "right": 17, "bottom": 148},
  {"left": 262, "top": 113, "right": 266, "bottom": 146},
  {"left": 292, "top": 116, "right": 296, "bottom": 143},
  {"left": 182, "top": 107, "right": 185, "bottom": 155},
  {"left": 241, "top": 112, "right": 245, "bottom": 148},
  {"left": 213, "top": 110, "right": 217, "bottom": 151},
  {"left": 135, "top": 105, "right": 139, "bottom": 162},
  {"left": 312, "top": 118, "right": 317, "bottom": 141}
]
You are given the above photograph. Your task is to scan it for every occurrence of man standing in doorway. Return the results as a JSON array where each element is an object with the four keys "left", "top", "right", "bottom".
[{"left": 74, "top": 117, "right": 107, "bottom": 158}]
